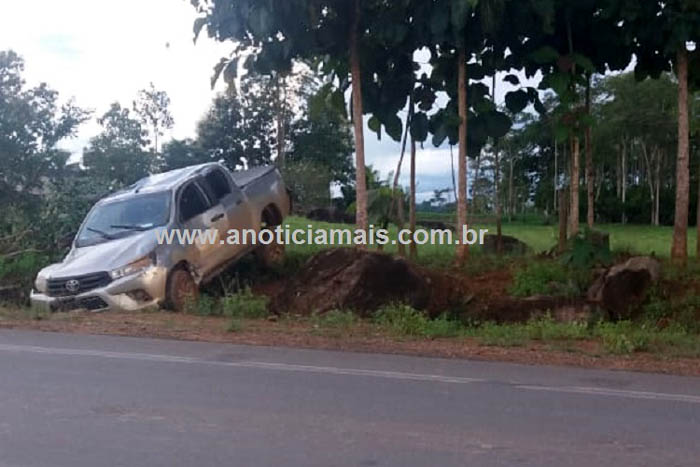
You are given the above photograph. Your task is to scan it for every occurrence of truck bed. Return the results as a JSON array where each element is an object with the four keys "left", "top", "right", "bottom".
[{"left": 231, "top": 166, "right": 277, "bottom": 188}]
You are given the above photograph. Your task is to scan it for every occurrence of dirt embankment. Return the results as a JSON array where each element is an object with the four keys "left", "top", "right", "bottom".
[{"left": 268, "top": 247, "right": 592, "bottom": 323}]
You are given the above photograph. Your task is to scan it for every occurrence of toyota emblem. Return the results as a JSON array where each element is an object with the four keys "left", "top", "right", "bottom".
[{"left": 65, "top": 279, "right": 80, "bottom": 293}]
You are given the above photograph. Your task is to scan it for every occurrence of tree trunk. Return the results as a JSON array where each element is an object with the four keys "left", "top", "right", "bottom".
[
  {"left": 641, "top": 143, "right": 656, "bottom": 225},
  {"left": 671, "top": 48, "right": 689, "bottom": 265},
  {"left": 622, "top": 138, "right": 627, "bottom": 224},
  {"left": 569, "top": 136, "right": 580, "bottom": 237},
  {"left": 616, "top": 144, "right": 621, "bottom": 199},
  {"left": 492, "top": 73, "right": 502, "bottom": 252},
  {"left": 473, "top": 151, "right": 481, "bottom": 213},
  {"left": 558, "top": 189, "right": 568, "bottom": 254},
  {"left": 450, "top": 145, "right": 457, "bottom": 205},
  {"left": 696, "top": 154, "right": 700, "bottom": 259},
  {"left": 455, "top": 47, "right": 469, "bottom": 265},
  {"left": 655, "top": 152, "right": 661, "bottom": 226},
  {"left": 409, "top": 134, "right": 417, "bottom": 260},
  {"left": 508, "top": 153, "right": 514, "bottom": 223},
  {"left": 585, "top": 75, "right": 594, "bottom": 229},
  {"left": 275, "top": 74, "right": 286, "bottom": 168},
  {"left": 391, "top": 93, "right": 413, "bottom": 257},
  {"left": 554, "top": 140, "right": 558, "bottom": 212},
  {"left": 350, "top": 0, "right": 368, "bottom": 234}
]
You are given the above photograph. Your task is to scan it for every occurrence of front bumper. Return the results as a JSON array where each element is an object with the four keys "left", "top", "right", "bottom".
[{"left": 30, "top": 266, "right": 168, "bottom": 312}]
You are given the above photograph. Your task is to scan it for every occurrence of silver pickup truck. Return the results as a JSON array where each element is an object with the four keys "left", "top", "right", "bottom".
[{"left": 30, "top": 163, "right": 290, "bottom": 312}]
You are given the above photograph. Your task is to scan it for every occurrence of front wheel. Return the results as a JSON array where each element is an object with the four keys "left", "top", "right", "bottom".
[{"left": 165, "top": 267, "right": 199, "bottom": 312}]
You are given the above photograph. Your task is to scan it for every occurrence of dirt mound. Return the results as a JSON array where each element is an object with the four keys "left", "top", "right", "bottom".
[
  {"left": 587, "top": 256, "right": 661, "bottom": 320},
  {"left": 268, "top": 248, "right": 591, "bottom": 323},
  {"left": 482, "top": 234, "right": 529, "bottom": 255},
  {"left": 270, "top": 248, "right": 467, "bottom": 317}
]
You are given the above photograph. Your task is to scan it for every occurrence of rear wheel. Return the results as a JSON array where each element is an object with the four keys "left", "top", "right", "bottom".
[
  {"left": 165, "top": 267, "right": 199, "bottom": 312},
  {"left": 255, "top": 207, "right": 285, "bottom": 268}
]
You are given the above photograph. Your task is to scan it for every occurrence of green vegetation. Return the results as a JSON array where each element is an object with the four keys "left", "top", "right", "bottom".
[{"left": 281, "top": 216, "right": 700, "bottom": 265}]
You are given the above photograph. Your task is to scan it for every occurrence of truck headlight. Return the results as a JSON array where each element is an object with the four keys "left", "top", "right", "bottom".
[
  {"left": 110, "top": 253, "right": 156, "bottom": 280},
  {"left": 34, "top": 275, "right": 47, "bottom": 293}
]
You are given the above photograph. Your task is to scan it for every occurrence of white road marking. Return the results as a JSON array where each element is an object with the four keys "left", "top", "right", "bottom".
[
  {"left": 0, "top": 343, "right": 484, "bottom": 385},
  {"left": 516, "top": 384, "right": 700, "bottom": 404},
  {"left": 1, "top": 342, "right": 699, "bottom": 404}
]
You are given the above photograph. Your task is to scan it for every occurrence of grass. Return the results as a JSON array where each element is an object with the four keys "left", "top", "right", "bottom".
[{"left": 282, "top": 216, "right": 700, "bottom": 266}]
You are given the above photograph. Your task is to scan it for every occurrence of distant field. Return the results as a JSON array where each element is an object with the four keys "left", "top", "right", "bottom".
[{"left": 285, "top": 216, "right": 699, "bottom": 261}]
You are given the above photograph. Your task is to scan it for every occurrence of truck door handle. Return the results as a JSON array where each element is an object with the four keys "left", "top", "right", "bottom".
[{"left": 210, "top": 213, "right": 224, "bottom": 222}]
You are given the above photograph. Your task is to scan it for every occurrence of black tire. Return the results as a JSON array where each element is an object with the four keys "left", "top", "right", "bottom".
[{"left": 165, "top": 267, "right": 199, "bottom": 312}]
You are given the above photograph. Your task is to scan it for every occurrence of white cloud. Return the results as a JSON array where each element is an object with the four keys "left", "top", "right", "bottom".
[
  {"left": 0, "top": 0, "right": 231, "bottom": 156},
  {"left": 0, "top": 1, "right": 540, "bottom": 194}
]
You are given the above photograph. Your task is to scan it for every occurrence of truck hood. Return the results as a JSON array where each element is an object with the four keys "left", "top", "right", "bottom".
[{"left": 41, "top": 231, "right": 160, "bottom": 279}]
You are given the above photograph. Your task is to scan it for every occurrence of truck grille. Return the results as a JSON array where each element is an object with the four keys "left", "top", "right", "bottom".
[{"left": 47, "top": 272, "right": 112, "bottom": 297}]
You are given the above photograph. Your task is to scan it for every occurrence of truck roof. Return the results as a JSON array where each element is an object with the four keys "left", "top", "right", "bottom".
[{"left": 100, "top": 163, "right": 220, "bottom": 203}]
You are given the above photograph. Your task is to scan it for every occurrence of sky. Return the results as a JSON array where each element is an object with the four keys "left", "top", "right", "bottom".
[{"left": 1, "top": 0, "right": 536, "bottom": 202}]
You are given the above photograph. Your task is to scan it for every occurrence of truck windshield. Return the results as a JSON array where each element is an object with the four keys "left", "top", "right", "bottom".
[{"left": 76, "top": 191, "right": 171, "bottom": 247}]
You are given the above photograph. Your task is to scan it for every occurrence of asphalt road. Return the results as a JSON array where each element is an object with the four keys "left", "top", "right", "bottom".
[{"left": 0, "top": 330, "right": 699, "bottom": 467}]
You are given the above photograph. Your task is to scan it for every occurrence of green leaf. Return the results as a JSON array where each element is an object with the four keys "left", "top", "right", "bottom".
[
  {"left": 530, "top": 46, "right": 559, "bottom": 64},
  {"left": 211, "top": 57, "right": 229, "bottom": 89},
  {"left": 430, "top": 8, "right": 449, "bottom": 37},
  {"left": 505, "top": 90, "right": 529, "bottom": 113},
  {"left": 451, "top": 0, "right": 472, "bottom": 35},
  {"left": 571, "top": 53, "right": 595, "bottom": 73},
  {"left": 223, "top": 58, "right": 239, "bottom": 84},
  {"left": 249, "top": 5, "right": 272, "bottom": 37},
  {"left": 384, "top": 114, "right": 403, "bottom": 142},
  {"left": 503, "top": 74, "right": 520, "bottom": 85},
  {"left": 432, "top": 123, "right": 448, "bottom": 147},
  {"left": 329, "top": 89, "right": 346, "bottom": 119},
  {"left": 193, "top": 17, "right": 207, "bottom": 43},
  {"left": 544, "top": 72, "right": 571, "bottom": 95},
  {"left": 484, "top": 111, "right": 512, "bottom": 138},
  {"left": 368, "top": 115, "right": 381, "bottom": 135},
  {"left": 410, "top": 112, "right": 429, "bottom": 142},
  {"left": 467, "top": 63, "right": 485, "bottom": 80},
  {"left": 554, "top": 122, "right": 570, "bottom": 143}
]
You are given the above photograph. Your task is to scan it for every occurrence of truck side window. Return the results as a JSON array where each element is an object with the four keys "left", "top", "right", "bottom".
[
  {"left": 205, "top": 169, "right": 232, "bottom": 201},
  {"left": 180, "top": 184, "right": 209, "bottom": 222}
]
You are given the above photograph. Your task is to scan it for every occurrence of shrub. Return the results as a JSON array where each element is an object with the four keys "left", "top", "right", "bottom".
[
  {"left": 312, "top": 309, "right": 357, "bottom": 330},
  {"left": 524, "top": 315, "right": 589, "bottom": 340},
  {"left": 374, "top": 304, "right": 465, "bottom": 338},
  {"left": 185, "top": 294, "right": 220, "bottom": 316},
  {"left": 374, "top": 303, "right": 430, "bottom": 336},
  {"left": 221, "top": 287, "right": 269, "bottom": 319},
  {"left": 595, "top": 321, "right": 649, "bottom": 354},
  {"left": 509, "top": 261, "right": 575, "bottom": 297}
]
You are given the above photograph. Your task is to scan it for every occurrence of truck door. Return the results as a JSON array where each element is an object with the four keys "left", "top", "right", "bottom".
[
  {"left": 177, "top": 181, "right": 226, "bottom": 275},
  {"left": 202, "top": 168, "right": 255, "bottom": 259}
]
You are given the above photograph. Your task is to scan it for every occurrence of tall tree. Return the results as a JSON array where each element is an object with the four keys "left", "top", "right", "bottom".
[
  {"left": 0, "top": 50, "right": 88, "bottom": 207},
  {"left": 197, "top": 74, "right": 278, "bottom": 169},
  {"left": 192, "top": 1, "right": 413, "bottom": 233},
  {"left": 349, "top": 0, "right": 368, "bottom": 231},
  {"left": 83, "top": 103, "right": 150, "bottom": 186},
  {"left": 133, "top": 82, "right": 174, "bottom": 158},
  {"left": 607, "top": 0, "right": 699, "bottom": 264},
  {"left": 456, "top": 47, "right": 469, "bottom": 264}
]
